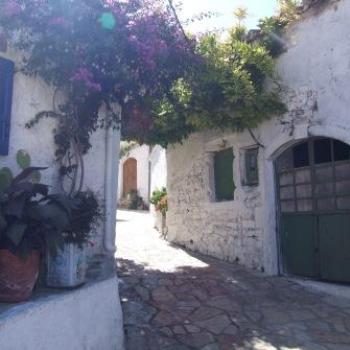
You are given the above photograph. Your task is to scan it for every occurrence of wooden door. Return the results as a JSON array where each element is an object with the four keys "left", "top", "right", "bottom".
[
  {"left": 276, "top": 138, "right": 350, "bottom": 282},
  {"left": 123, "top": 158, "right": 137, "bottom": 196}
]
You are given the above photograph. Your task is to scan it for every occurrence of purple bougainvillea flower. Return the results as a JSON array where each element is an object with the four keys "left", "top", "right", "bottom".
[
  {"left": 49, "top": 17, "right": 68, "bottom": 27},
  {"left": 3, "top": 0, "right": 22, "bottom": 17},
  {"left": 71, "top": 68, "right": 102, "bottom": 92}
]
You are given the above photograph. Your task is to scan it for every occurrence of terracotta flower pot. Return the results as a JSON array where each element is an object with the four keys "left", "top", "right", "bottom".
[{"left": 0, "top": 249, "right": 40, "bottom": 303}]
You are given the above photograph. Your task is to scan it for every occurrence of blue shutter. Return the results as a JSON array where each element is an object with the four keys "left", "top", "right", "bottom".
[{"left": 0, "top": 57, "right": 14, "bottom": 156}]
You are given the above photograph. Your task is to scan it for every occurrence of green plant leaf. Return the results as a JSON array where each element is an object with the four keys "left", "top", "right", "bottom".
[
  {"left": 30, "top": 170, "right": 42, "bottom": 183},
  {"left": 6, "top": 222, "right": 27, "bottom": 246},
  {"left": 0, "top": 167, "right": 13, "bottom": 191},
  {"left": 12, "top": 167, "right": 47, "bottom": 185},
  {"left": 45, "top": 193, "right": 78, "bottom": 214},
  {"left": 11, "top": 182, "right": 49, "bottom": 197},
  {"left": 16, "top": 150, "right": 31, "bottom": 169},
  {"left": 5, "top": 193, "right": 26, "bottom": 218},
  {"left": 31, "top": 202, "right": 70, "bottom": 232}
]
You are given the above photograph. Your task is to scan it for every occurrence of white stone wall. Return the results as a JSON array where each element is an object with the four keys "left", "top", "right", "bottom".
[
  {"left": 0, "top": 50, "right": 117, "bottom": 259},
  {"left": 118, "top": 144, "right": 150, "bottom": 204},
  {"left": 167, "top": 0, "right": 350, "bottom": 275},
  {"left": 0, "top": 51, "right": 123, "bottom": 347},
  {"left": 0, "top": 51, "right": 60, "bottom": 190},
  {"left": 149, "top": 145, "right": 167, "bottom": 229},
  {"left": 0, "top": 278, "right": 124, "bottom": 350},
  {"left": 149, "top": 145, "right": 167, "bottom": 194}
]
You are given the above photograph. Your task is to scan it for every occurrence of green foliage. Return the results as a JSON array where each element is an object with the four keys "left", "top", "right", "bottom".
[
  {"left": 121, "top": 190, "right": 146, "bottom": 210},
  {"left": 16, "top": 150, "right": 31, "bottom": 169},
  {"left": 120, "top": 141, "right": 139, "bottom": 159},
  {"left": 258, "top": 0, "right": 302, "bottom": 58},
  {"left": 2, "top": 0, "right": 288, "bottom": 151},
  {"left": 233, "top": 7, "right": 248, "bottom": 24},
  {"left": 0, "top": 166, "right": 62, "bottom": 257},
  {"left": 258, "top": 16, "right": 289, "bottom": 58},
  {"left": 59, "top": 191, "right": 102, "bottom": 245},
  {"left": 0, "top": 167, "right": 13, "bottom": 192},
  {"left": 150, "top": 187, "right": 168, "bottom": 216},
  {"left": 0, "top": 152, "right": 100, "bottom": 256},
  {"left": 278, "top": 0, "right": 302, "bottom": 22},
  {"left": 137, "top": 28, "right": 287, "bottom": 146}
]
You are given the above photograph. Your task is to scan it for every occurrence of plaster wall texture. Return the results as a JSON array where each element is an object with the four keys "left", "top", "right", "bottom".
[
  {"left": 166, "top": 0, "right": 350, "bottom": 275},
  {"left": 0, "top": 51, "right": 123, "bottom": 347},
  {"left": 0, "top": 278, "right": 124, "bottom": 350},
  {"left": 149, "top": 145, "right": 167, "bottom": 229},
  {"left": 0, "top": 51, "right": 60, "bottom": 190},
  {"left": 118, "top": 144, "right": 150, "bottom": 204},
  {"left": 0, "top": 50, "right": 120, "bottom": 261},
  {"left": 149, "top": 145, "right": 167, "bottom": 194}
]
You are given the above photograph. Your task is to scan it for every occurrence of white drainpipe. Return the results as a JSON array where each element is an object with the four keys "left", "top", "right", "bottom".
[{"left": 104, "top": 103, "right": 121, "bottom": 254}]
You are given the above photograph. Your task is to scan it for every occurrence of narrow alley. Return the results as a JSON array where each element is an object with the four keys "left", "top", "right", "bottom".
[{"left": 117, "top": 210, "right": 350, "bottom": 350}]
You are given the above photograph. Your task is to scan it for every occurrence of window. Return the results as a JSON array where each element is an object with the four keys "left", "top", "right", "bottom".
[
  {"left": 314, "top": 138, "right": 332, "bottom": 164},
  {"left": 293, "top": 141, "right": 309, "bottom": 168},
  {"left": 213, "top": 148, "right": 235, "bottom": 201},
  {"left": 244, "top": 147, "right": 259, "bottom": 186},
  {"left": 0, "top": 57, "right": 14, "bottom": 156},
  {"left": 334, "top": 140, "right": 350, "bottom": 162}
]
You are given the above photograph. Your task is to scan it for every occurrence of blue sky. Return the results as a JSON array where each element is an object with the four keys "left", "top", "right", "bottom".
[{"left": 179, "top": 0, "right": 278, "bottom": 33}]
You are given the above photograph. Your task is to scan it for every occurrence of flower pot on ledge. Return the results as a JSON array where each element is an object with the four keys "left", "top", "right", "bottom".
[
  {"left": 46, "top": 243, "right": 87, "bottom": 288},
  {"left": 0, "top": 249, "right": 40, "bottom": 303}
]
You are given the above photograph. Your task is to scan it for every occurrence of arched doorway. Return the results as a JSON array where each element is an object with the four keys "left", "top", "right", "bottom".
[
  {"left": 123, "top": 158, "right": 137, "bottom": 196},
  {"left": 276, "top": 137, "right": 350, "bottom": 282}
]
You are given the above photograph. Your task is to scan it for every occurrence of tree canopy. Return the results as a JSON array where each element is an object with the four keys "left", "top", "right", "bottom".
[{"left": 0, "top": 0, "right": 288, "bottom": 150}]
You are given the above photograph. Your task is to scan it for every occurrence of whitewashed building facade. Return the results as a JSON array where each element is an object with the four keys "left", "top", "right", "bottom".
[
  {"left": 0, "top": 49, "right": 124, "bottom": 349},
  {"left": 166, "top": 0, "right": 350, "bottom": 282}
]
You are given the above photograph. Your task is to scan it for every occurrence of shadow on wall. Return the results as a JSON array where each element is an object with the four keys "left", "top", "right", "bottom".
[{"left": 117, "top": 249, "right": 350, "bottom": 350}]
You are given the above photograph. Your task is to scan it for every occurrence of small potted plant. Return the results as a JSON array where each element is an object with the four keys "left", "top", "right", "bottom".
[
  {"left": 46, "top": 190, "right": 101, "bottom": 288},
  {"left": 0, "top": 164, "right": 72, "bottom": 302},
  {"left": 150, "top": 187, "right": 168, "bottom": 237}
]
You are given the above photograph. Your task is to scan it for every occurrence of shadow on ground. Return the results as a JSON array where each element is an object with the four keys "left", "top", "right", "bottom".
[{"left": 117, "top": 250, "right": 350, "bottom": 350}]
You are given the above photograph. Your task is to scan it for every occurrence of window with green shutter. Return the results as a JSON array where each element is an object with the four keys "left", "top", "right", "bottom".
[
  {"left": 214, "top": 148, "right": 235, "bottom": 201},
  {"left": 244, "top": 147, "right": 259, "bottom": 186}
]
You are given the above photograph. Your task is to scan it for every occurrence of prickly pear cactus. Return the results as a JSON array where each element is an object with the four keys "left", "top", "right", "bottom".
[
  {"left": 16, "top": 150, "right": 31, "bottom": 169},
  {"left": 0, "top": 167, "right": 13, "bottom": 191}
]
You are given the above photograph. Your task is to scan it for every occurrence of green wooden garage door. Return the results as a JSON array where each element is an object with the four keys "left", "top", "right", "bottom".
[{"left": 277, "top": 138, "right": 350, "bottom": 282}]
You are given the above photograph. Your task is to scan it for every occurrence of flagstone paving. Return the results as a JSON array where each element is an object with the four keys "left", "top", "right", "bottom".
[{"left": 116, "top": 210, "right": 350, "bottom": 350}]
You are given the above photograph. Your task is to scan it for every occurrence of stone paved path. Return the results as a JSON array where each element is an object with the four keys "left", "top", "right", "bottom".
[{"left": 116, "top": 210, "right": 350, "bottom": 350}]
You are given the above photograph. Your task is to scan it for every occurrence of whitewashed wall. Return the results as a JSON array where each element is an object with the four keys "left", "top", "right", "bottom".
[
  {"left": 118, "top": 144, "right": 150, "bottom": 204},
  {"left": 149, "top": 145, "right": 167, "bottom": 194},
  {"left": 149, "top": 145, "right": 167, "bottom": 229},
  {"left": 166, "top": 0, "right": 350, "bottom": 275},
  {"left": 0, "top": 278, "right": 124, "bottom": 350},
  {"left": 0, "top": 50, "right": 118, "bottom": 261},
  {"left": 0, "top": 51, "right": 60, "bottom": 190},
  {"left": 0, "top": 50, "right": 124, "bottom": 349}
]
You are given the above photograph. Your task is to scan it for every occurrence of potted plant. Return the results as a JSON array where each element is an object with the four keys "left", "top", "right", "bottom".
[
  {"left": 0, "top": 167, "right": 72, "bottom": 302},
  {"left": 150, "top": 187, "right": 168, "bottom": 237},
  {"left": 46, "top": 190, "right": 101, "bottom": 288}
]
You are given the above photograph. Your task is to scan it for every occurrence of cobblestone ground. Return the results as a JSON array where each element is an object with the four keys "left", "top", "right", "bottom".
[{"left": 116, "top": 210, "right": 350, "bottom": 350}]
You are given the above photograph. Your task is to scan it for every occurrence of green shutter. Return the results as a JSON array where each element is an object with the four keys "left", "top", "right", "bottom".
[{"left": 214, "top": 148, "right": 235, "bottom": 201}]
